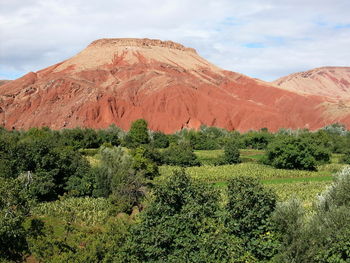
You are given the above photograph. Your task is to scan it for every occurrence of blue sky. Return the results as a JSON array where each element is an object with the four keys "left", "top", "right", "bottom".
[{"left": 1, "top": 0, "right": 350, "bottom": 81}]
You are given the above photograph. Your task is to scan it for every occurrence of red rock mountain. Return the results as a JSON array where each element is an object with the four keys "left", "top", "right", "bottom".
[
  {"left": 273, "top": 67, "right": 350, "bottom": 99},
  {"left": 0, "top": 80, "right": 10, "bottom": 86},
  {"left": 0, "top": 38, "right": 348, "bottom": 132}
]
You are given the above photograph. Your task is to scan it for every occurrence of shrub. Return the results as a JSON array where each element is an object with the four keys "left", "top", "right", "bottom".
[
  {"left": 125, "top": 170, "right": 254, "bottom": 262},
  {"left": 265, "top": 136, "right": 330, "bottom": 170},
  {"left": 93, "top": 146, "right": 146, "bottom": 213},
  {"left": 272, "top": 167, "right": 350, "bottom": 262},
  {"left": 152, "top": 131, "right": 169, "bottom": 148},
  {"left": 161, "top": 142, "right": 200, "bottom": 167},
  {"left": 124, "top": 119, "right": 150, "bottom": 148},
  {"left": 216, "top": 139, "right": 240, "bottom": 165},
  {"left": 226, "top": 176, "right": 279, "bottom": 260},
  {"left": 0, "top": 177, "right": 30, "bottom": 261}
]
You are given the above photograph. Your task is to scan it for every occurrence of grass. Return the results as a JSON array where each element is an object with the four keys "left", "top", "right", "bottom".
[{"left": 194, "top": 149, "right": 265, "bottom": 164}]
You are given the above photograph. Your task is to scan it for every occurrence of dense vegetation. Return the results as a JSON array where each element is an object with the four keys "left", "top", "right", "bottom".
[{"left": 1, "top": 122, "right": 350, "bottom": 262}]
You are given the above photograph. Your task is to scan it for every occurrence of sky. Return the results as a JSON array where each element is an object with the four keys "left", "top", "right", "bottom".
[{"left": 1, "top": 0, "right": 350, "bottom": 81}]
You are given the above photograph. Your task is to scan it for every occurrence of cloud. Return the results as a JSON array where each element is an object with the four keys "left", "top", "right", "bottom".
[{"left": 0, "top": 0, "right": 350, "bottom": 81}]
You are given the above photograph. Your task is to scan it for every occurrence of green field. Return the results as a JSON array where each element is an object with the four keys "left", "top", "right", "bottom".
[
  {"left": 86, "top": 149, "right": 346, "bottom": 208},
  {"left": 157, "top": 150, "right": 347, "bottom": 208}
]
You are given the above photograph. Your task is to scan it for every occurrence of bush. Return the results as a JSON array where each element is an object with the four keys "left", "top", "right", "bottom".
[
  {"left": 124, "top": 119, "right": 150, "bottom": 148},
  {"left": 93, "top": 146, "right": 146, "bottom": 213},
  {"left": 125, "top": 170, "right": 254, "bottom": 262},
  {"left": 226, "top": 176, "right": 279, "bottom": 260},
  {"left": 130, "top": 146, "right": 159, "bottom": 180},
  {"left": 265, "top": 136, "right": 330, "bottom": 170},
  {"left": 272, "top": 167, "right": 350, "bottom": 262},
  {"left": 341, "top": 150, "right": 350, "bottom": 164},
  {"left": 152, "top": 131, "right": 169, "bottom": 148},
  {"left": 0, "top": 177, "right": 30, "bottom": 261},
  {"left": 216, "top": 139, "right": 240, "bottom": 165},
  {"left": 161, "top": 142, "right": 200, "bottom": 167}
]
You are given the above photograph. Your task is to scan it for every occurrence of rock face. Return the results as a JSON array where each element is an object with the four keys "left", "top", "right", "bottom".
[
  {"left": 0, "top": 38, "right": 349, "bottom": 132},
  {"left": 273, "top": 67, "right": 350, "bottom": 99}
]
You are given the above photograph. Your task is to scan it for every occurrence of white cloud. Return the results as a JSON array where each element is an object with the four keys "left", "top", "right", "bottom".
[{"left": 0, "top": 0, "right": 350, "bottom": 81}]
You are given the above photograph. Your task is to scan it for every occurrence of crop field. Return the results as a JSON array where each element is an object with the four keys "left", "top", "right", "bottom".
[
  {"left": 87, "top": 149, "right": 346, "bottom": 207},
  {"left": 194, "top": 149, "right": 265, "bottom": 164},
  {"left": 158, "top": 150, "right": 347, "bottom": 207}
]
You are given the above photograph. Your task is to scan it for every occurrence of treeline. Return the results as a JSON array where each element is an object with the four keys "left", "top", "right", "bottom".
[{"left": 1, "top": 121, "right": 350, "bottom": 262}]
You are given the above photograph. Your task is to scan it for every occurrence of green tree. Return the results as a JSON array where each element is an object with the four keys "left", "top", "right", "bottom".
[
  {"left": 152, "top": 131, "right": 169, "bottom": 148},
  {"left": 124, "top": 119, "right": 150, "bottom": 148},
  {"left": 226, "top": 176, "right": 279, "bottom": 260},
  {"left": 265, "top": 136, "right": 330, "bottom": 170},
  {"left": 0, "top": 177, "right": 31, "bottom": 261},
  {"left": 131, "top": 146, "right": 159, "bottom": 180},
  {"left": 216, "top": 139, "right": 241, "bottom": 165},
  {"left": 162, "top": 142, "right": 200, "bottom": 167},
  {"left": 93, "top": 146, "right": 145, "bottom": 213},
  {"left": 126, "top": 170, "right": 255, "bottom": 262}
]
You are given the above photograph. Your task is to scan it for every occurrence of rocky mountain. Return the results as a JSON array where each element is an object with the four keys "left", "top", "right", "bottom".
[
  {"left": 273, "top": 67, "right": 350, "bottom": 99},
  {"left": 0, "top": 80, "right": 10, "bottom": 86},
  {"left": 0, "top": 38, "right": 348, "bottom": 132}
]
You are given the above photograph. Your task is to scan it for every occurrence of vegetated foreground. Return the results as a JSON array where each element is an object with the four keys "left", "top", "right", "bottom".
[
  {"left": 1, "top": 121, "right": 350, "bottom": 262},
  {"left": 2, "top": 38, "right": 350, "bottom": 132}
]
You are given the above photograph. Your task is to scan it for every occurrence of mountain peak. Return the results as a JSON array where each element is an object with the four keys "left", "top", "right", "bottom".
[{"left": 88, "top": 38, "right": 197, "bottom": 53}]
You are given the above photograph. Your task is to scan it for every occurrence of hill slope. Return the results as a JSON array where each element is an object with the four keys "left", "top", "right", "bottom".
[
  {"left": 0, "top": 39, "right": 347, "bottom": 132},
  {"left": 273, "top": 67, "right": 350, "bottom": 99}
]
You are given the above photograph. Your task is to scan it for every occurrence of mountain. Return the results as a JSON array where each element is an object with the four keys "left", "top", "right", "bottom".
[
  {"left": 0, "top": 38, "right": 347, "bottom": 132},
  {"left": 273, "top": 67, "right": 350, "bottom": 99},
  {"left": 0, "top": 80, "right": 10, "bottom": 86}
]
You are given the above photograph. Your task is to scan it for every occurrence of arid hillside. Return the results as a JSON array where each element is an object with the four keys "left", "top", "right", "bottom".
[
  {"left": 273, "top": 67, "right": 350, "bottom": 99},
  {"left": 0, "top": 38, "right": 348, "bottom": 132}
]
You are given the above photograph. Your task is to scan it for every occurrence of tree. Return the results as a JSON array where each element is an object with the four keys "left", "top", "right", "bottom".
[
  {"left": 125, "top": 170, "right": 254, "bottom": 262},
  {"left": 264, "top": 136, "right": 330, "bottom": 170},
  {"left": 130, "top": 146, "right": 159, "bottom": 180},
  {"left": 97, "top": 124, "right": 122, "bottom": 146},
  {"left": 124, "top": 119, "right": 150, "bottom": 148},
  {"left": 216, "top": 139, "right": 240, "bottom": 165},
  {"left": 226, "top": 176, "right": 279, "bottom": 260},
  {"left": 161, "top": 142, "right": 200, "bottom": 167},
  {"left": 93, "top": 146, "right": 146, "bottom": 213},
  {"left": 0, "top": 177, "right": 31, "bottom": 261},
  {"left": 152, "top": 131, "right": 169, "bottom": 148}
]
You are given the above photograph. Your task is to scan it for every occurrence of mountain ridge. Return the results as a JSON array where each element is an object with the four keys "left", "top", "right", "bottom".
[{"left": 0, "top": 38, "right": 349, "bottom": 132}]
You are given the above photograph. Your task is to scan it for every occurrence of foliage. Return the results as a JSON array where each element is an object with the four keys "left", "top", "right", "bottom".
[
  {"left": 126, "top": 169, "right": 255, "bottom": 262},
  {"left": 0, "top": 177, "right": 30, "bottom": 261},
  {"left": 124, "top": 119, "right": 150, "bottom": 148},
  {"left": 162, "top": 142, "right": 200, "bottom": 167},
  {"left": 242, "top": 130, "right": 274, "bottom": 150},
  {"left": 273, "top": 167, "right": 350, "bottom": 262},
  {"left": 131, "top": 146, "right": 160, "bottom": 180},
  {"left": 265, "top": 136, "right": 331, "bottom": 170},
  {"left": 216, "top": 139, "right": 241, "bottom": 165},
  {"left": 226, "top": 176, "right": 279, "bottom": 260},
  {"left": 93, "top": 146, "right": 146, "bottom": 213},
  {"left": 341, "top": 149, "right": 350, "bottom": 164},
  {"left": 152, "top": 130, "right": 169, "bottom": 148},
  {"left": 96, "top": 124, "right": 122, "bottom": 146},
  {"left": 27, "top": 196, "right": 132, "bottom": 262}
]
